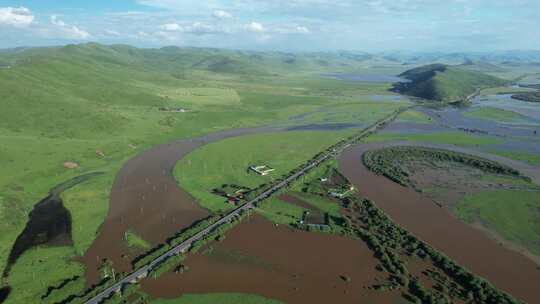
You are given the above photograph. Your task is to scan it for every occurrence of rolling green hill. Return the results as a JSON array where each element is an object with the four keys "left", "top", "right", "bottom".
[{"left": 393, "top": 63, "right": 506, "bottom": 102}]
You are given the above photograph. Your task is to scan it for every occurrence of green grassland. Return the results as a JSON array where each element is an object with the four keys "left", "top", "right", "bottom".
[
  {"left": 480, "top": 86, "right": 536, "bottom": 95},
  {"left": 455, "top": 190, "right": 540, "bottom": 257},
  {"left": 0, "top": 43, "right": 410, "bottom": 302},
  {"left": 257, "top": 197, "right": 306, "bottom": 225},
  {"left": 395, "top": 64, "right": 506, "bottom": 102},
  {"left": 125, "top": 230, "right": 151, "bottom": 250},
  {"left": 396, "top": 110, "right": 433, "bottom": 124},
  {"left": 488, "top": 150, "right": 540, "bottom": 166},
  {"left": 365, "top": 131, "right": 502, "bottom": 146},
  {"left": 257, "top": 192, "right": 341, "bottom": 226},
  {"left": 5, "top": 246, "right": 84, "bottom": 304},
  {"left": 174, "top": 131, "right": 356, "bottom": 213},
  {"left": 150, "top": 293, "right": 282, "bottom": 304},
  {"left": 464, "top": 107, "right": 528, "bottom": 123}
]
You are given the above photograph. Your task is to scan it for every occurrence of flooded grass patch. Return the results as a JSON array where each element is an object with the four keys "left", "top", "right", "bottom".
[
  {"left": 125, "top": 230, "right": 151, "bottom": 251},
  {"left": 362, "top": 146, "right": 526, "bottom": 188},
  {"left": 464, "top": 107, "right": 529, "bottom": 123},
  {"left": 3, "top": 172, "right": 102, "bottom": 278},
  {"left": 150, "top": 293, "right": 282, "bottom": 304},
  {"left": 396, "top": 110, "right": 433, "bottom": 124}
]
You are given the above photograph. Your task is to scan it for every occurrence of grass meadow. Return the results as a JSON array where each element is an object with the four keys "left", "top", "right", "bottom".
[{"left": 455, "top": 190, "right": 540, "bottom": 257}]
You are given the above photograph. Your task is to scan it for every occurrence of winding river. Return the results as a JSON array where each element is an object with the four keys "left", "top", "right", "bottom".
[
  {"left": 81, "top": 107, "right": 540, "bottom": 302},
  {"left": 82, "top": 123, "right": 361, "bottom": 284},
  {"left": 339, "top": 141, "right": 540, "bottom": 303}
]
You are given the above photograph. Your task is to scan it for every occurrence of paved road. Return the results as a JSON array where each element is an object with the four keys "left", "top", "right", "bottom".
[{"left": 84, "top": 107, "right": 408, "bottom": 304}]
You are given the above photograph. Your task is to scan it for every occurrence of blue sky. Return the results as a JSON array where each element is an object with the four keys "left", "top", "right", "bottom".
[{"left": 0, "top": 0, "right": 539, "bottom": 51}]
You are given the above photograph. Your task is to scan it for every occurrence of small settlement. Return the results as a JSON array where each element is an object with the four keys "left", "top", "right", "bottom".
[
  {"left": 158, "top": 107, "right": 188, "bottom": 113},
  {"left": 212, "top": 184, "right": 251, "bottom": 205},
  {"left": 249, "top": 164, "right": 275, "bottom": 176}
]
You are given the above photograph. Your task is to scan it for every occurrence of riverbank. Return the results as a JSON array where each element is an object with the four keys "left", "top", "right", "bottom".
[{"left": 339, "top": 142, "right": 540, "bottom": 303}]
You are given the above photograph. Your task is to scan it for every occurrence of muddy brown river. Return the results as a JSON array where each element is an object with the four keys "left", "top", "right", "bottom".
[
  {"left": 339, "top": 142, "right": 540, "bottom": 303},
  {"left": 82, "top": 118, "right": 540, "bottom": 303},
  {"left": 83, "top": 126, "right": 286, "bottom": 284},
  {"left": 141, "top": 215, "right": 400, "bottom": 304}
]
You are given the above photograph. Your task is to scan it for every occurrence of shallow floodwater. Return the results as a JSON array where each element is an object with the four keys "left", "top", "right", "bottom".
[
  {"left": 420, "top": 106, "right": 539, "bottom": 138},
  {"left": 0, "top": 287, "right": 11, "bottom": 303},
  {"left": 368, "top": 94, "right": 404, "bottom": 102},
  {"left": 82, "top": 126, "right": 287, "bottom": 284},
  {"left": 339, "top": 142, "right": 540, "bottom": 303},
  {"left": 285, "top": 123, "right": 361, "bottom": 131},
  {"left": 414, "top": 103, "right": 540, "bottom": 157},
  {"left": 82, "top": 124, "right": 362, "bottom": 284},
  {"left": 141, "top": 215, "right": 399, "bottom": 304},
  {"left": 322, "top": 73, "right": 408, "bottom": 83},
  {"left": 3, "top": 172, "right": 102, "bottom": 279},
  {"left": 473, "top": 94, "right": 540, "bottom": 121}
]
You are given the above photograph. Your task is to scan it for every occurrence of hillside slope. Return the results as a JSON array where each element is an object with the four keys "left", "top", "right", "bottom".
[{"left": 393, "top": 64, "right": 506, "bottom": 102}]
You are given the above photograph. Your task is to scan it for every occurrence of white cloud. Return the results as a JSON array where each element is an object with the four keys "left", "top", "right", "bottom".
[
  {"left": 246, "top": 21, "right": 265, "bottom": 32},
  {"left": 0, "top": 7, "right": 34, "bottom": 27},
  {"left": 160, "top": 23, "right": 180, "bottom": 31},
  {"left": 255, "top": 34, "right": 272, "bottom": 43},
  {"left": 51, "top": 15, "right": 66, "bottom": 27},
  {"left": 213, "top": 10, "right": 232, "bottom": 19},
  {"left": 155, "top": 30, "right": 178, "bottom": 41},
  {"left": 295, "top": 26, "right": 310, "bottom": 33},
  {"left": 160, "top": 21, "right": 225, "bottom": 35},
  {"left": 50, "top": 15, "right": 91, "bottom": 39},
  {"left": 105, "top": 29, "right": 120, "bottom": 36}
]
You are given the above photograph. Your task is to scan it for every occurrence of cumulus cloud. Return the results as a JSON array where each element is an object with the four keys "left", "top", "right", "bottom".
[
  {"left": 0, "top": 7, "right": 34, "bottom": 27},
  {"left": 160, "top": 21, "right": 225, "bottom": 35},
  {"left": 104, "top": 29, "right": 121, "bottom": 36},
  {"left": 276, "top": 25, "right": 310, "bottom": 34},
  {"left": 246, "top": 21, "right": 265, "bottom": 32},
  {"left": 213, "top": 10, "right": 232, "bottom": 19},
  {"left": 50, "top": 15, "right": 91, "bottom": 39},
  {"left": 295, "top": 26, "right": 310, "bottom": 33},
  {"left": 160, "top": 23, "right": 180, "bottom": 31}
]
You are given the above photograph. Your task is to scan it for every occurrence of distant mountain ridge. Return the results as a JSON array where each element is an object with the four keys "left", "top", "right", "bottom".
[{"left": 393, "top": 64, "right": 506, "bottom": 102}]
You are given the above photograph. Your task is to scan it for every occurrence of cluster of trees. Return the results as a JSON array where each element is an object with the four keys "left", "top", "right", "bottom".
[
  {"left": 189, "top": 209, "right": 250, "bottom": 254},
  {"left": 408, "top": 279, "right": 451, "bottom": 304},
  {"left": 351, "top": 197, "right": 522, "bottom": 304},
  {"left": 54, "top": 276, "right": 113, "bottom": 304},
  {"left": 148, "top": 254, "right": 186, "bottom": 278},
  {"left": 132, "top": 215, "right": 221, "bottom": 269},
  {"left": 512, "top": 91, "right": 540, "bottom": 103},
  {"left": 98, "top": 282, "right": 149, "bottom": 304},
  {"left": 363, "top": 146, "right": 526, "bottom": 188},
  {"left": 40, "top": 275, "right": 80, "bottom": 302}
]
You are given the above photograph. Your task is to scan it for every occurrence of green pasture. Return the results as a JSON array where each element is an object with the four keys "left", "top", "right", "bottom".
[
  {"left": 174, "top": 131, "right": 355, "bottom": 213},
  {"left": 396, "top": 110, "right": 433, "bottom": 124},
  {"left": 455, "top": 190, "right": 540, "bottom": 257}
]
